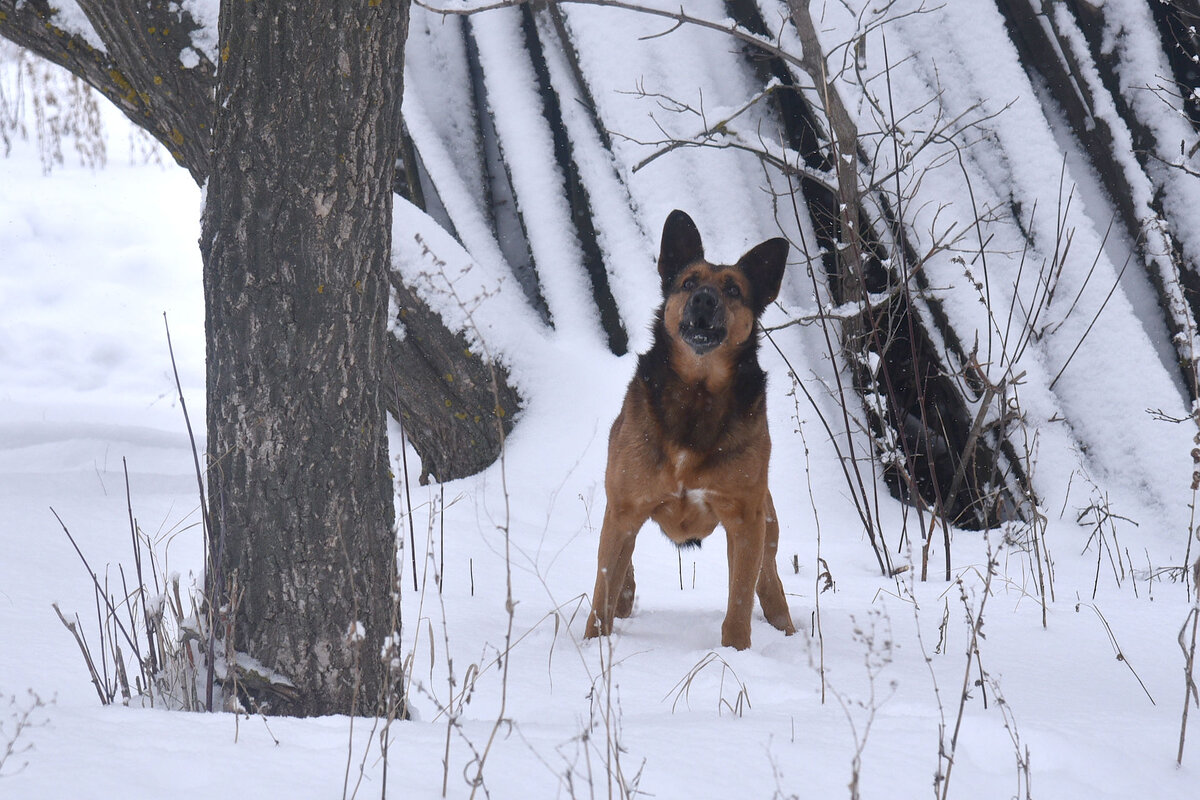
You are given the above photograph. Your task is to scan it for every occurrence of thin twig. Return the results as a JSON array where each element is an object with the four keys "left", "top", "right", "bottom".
[
  {"left": 1179, "top": 606, "right": 1200, "bottom": 765},
  {"left": 1074, "top": 602, "right": 1155, "bottom": 704},
  {"left": 52, "top": 603, "right": 108, "bottom": 705},
  {"left": 50, "top": 507, "right": 141, "bottom": 659}
]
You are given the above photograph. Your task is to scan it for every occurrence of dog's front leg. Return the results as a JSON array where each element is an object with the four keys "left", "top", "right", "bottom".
[
  {"left": 756, "top": 491, "right": 796, "bottom": 635},
  {"left": 585, "top": 505, "right": 644, "bottom": 639},
  {"left": 720, "top": 506, "right": 767, "bottom": 650}
]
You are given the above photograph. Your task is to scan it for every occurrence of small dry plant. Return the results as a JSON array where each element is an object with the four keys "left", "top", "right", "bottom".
[
  {"left": 815, "top": 607, "right": 896, "bottom": 800},
  {"left": 0, "top": 691, "right": 48, "bottom": 779},
  {"left": 1073, "top": 484, "right": 1139, "bottom": 599},
  {"left": 665, "top": 651, "right": 752, "bottom": 717},
  {"left": 393, "top": 244, "right": 653, "bottom": 798},
  {"left": 50, "top": 321, "right": 299, "bottom": 716},
  {"left": 49, "top": 464, "right": 222, "bottom": 711},
  {"left": 1177, "top": 560, "right": 1200, "bottom": 765},
  {"left": 933, "top": 554, "right": 994, "bottom": 800}
]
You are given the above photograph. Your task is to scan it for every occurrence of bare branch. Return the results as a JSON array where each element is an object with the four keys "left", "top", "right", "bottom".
[
  {"left": 0, "top": 0, "right": 214, "bottom": 182},
  {"left": 415, "top": 0, "right": 807, "bottom": 72}
]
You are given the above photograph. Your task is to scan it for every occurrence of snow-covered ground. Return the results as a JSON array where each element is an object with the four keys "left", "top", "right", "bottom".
[{"left": 4, "top": 3, "right": 1200, "bottom": 797}]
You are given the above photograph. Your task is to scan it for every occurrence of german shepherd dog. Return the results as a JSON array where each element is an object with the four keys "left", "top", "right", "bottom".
[{"left": 584, "top": 210, "right": 796, "bottom": 650}]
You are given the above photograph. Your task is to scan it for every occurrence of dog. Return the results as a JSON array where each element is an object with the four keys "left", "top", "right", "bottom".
[{"left": 584, "top": 210, "right": 795, "bottom": 650}]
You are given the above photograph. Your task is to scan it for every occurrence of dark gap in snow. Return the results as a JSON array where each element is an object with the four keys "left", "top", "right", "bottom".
[
  {"left": 464, "top": 17, "right": 552, "bottom": 327},
  {"left": 874, "top": 192, "right": 1032, "bottom": 528},
  {"left": 520, "top": 4, "right": 629, "bottom": 356},
  {"left": 728, "top": 0, "right": 1022, "bottom": 530},
  {"left": 1061, "top": 0, "right": 1200, "bottom": 363},
  {"left": 396, "top": 122, "right": 459, "bottom": 241},
  {"left": 395, "top": 123, "right": 426, "bottom": 210},
  {"left": 538, "top": 5, "right": 654, "bottom": 344},
  {"left": 413, "top": 147, "right": 457, "bottom": 241},
  {"left": 996, "top": 0, "right": 1133, "bottom": 217},
  {"left": 540, "top": 4, "right": 618, "bottom": 157},
  {"left": 723, "top": 0, "right": 837, "bottom": 275}
]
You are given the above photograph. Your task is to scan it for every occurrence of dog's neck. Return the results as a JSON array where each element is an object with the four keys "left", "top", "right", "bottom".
[
  {"left": 667, "top": 335, "right": 737, "bottom": 391},
  {"left": 639, "top": 319, "right": 766, "bottom": 453}
]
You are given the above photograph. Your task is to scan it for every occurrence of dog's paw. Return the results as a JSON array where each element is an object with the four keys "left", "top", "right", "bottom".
[
  {"left": 765, "top": 610, "right": 796, "bottom": 636},
  {"left": 584, "top": 611, "right": 611, "bottom": 639},
  {"left": 720, "top": 622, "right": 751, "bottom": 651}
]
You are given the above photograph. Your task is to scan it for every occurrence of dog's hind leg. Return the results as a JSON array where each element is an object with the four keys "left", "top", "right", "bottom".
[
  {"left": 756, "top": 491, "right": 796, "bottom": 635},
  {"left": 585, "top": 505, "right": 644, "bottom": 639}
]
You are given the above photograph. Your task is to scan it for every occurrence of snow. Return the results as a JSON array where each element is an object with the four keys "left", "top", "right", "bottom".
[
  {"left": 468, "top": 7, "right": 606, "bottom": 344},
  {"left": 38, "top": 3, "right": 103, "bottom": 51},
  {"left": 4, "top": 3, "right": 1200, "bottom": 799},
  {"left": 179, "top": 48, "right": 201, "bottom": 70},
  {"left": 180, "top": 1, "right": 220, "bottom": 62}
]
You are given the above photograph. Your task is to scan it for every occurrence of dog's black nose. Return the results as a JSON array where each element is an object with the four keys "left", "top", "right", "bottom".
[
  {"left": 689, "top": 287, "right": 719, "bottom": 326},
  {"left": 680, "top": 286, "right": 726, "bottom": 354}
]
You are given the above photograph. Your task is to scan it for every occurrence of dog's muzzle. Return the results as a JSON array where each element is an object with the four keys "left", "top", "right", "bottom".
[{"left": 679, "top": 286, "right": 726, "bottom": 355}]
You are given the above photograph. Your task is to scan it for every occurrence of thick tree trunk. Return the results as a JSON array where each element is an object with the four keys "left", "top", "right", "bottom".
[{"left": 199, "top": 0, "right": 409, "bottom": 717}]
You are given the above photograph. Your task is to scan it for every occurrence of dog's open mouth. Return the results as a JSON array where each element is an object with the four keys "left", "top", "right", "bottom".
[{"left": 680, "top": 323, "right": 726, "bottom": 354}]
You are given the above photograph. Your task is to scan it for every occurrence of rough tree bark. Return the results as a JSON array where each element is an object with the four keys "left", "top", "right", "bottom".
[
  {"left": 196, "top": 0, "right": 409, "bottom": 717},
  {"left": 387, "top": 275, "right": 521, "bottom": 483}
]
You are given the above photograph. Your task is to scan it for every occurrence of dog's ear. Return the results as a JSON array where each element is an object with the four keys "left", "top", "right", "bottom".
[
  {"left": 737, "top": 237, "right": 789, "bottom": 312},
  {"left": 658, "top": 210, "right": 704, "bottom": 288}
]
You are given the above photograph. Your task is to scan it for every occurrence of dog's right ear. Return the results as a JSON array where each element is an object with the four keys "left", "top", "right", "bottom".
[{"left": 658, "top": 210, "right": 704, "bottom": 288}]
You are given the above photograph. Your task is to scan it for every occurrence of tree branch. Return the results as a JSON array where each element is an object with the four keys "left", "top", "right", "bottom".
[
  {"left": 0, "top": 0, "right": 214, "bottom": 182},
  {"left": 415, "top": 0, "right": 808, "bottom": 72}
]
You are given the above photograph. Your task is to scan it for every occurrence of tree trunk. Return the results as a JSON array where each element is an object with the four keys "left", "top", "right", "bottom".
[{"left": 199, "top": 0, "right": 409, "bottom": 717}]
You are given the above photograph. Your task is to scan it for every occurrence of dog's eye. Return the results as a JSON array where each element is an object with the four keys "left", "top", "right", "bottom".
[
  {"left": 682, "top": 276, "right": 698, "bottom": 290},
  {"left": 725, "top": 283, "right": 741, "bottom": 298}
]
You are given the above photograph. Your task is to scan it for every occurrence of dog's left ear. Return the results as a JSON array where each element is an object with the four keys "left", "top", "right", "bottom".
[
  {"left": 658, "top": 210, "right": 705, "bottom": 289},
  {"left": 737, "top": 237, "right": 789, "bottom": 312}
]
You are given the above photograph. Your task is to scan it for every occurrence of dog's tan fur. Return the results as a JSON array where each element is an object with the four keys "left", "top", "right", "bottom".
[{"left": 584, "top": 211, "right": 795, "bottom": 649}]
